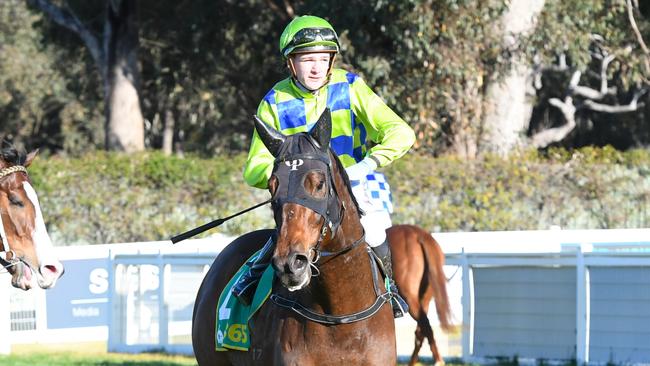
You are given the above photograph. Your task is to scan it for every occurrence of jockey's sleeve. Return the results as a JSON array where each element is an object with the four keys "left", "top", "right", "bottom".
[
  {"left": 243, "top": 101, "right": 277, "bottom": 189},
  {"left": 351, "top": 77, "right": 416, "bottom": 167}
]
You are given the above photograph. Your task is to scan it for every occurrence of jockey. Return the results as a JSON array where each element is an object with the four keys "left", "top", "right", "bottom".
[{"left": 232, "top": 15, "right": 415, "bottom": 318}]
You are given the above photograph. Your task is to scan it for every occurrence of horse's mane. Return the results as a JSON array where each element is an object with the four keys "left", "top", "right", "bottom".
[
  {"left": 0, "top": 142, "right": 26, "bottom": 166},
  {"left": 328, "top": 148, "right": 362, "bottom": 217}
]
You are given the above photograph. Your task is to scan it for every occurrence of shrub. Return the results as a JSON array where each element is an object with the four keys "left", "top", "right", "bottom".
[{"left": 26, "top": 148, "right": 650, "bottom": 245}]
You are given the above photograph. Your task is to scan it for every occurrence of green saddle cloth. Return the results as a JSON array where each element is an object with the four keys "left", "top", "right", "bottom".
[{"left": 215, "top": 250, "right": 274, "bottom": 351}]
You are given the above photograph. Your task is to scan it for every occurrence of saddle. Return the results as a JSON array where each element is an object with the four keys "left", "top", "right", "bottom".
[{"left": 215, "top": 250, "right": 274, "bottom": 351}]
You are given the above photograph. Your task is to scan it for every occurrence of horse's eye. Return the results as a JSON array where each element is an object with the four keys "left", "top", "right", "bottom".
[
  {"left": 9, "top": 195, "right": 24, "bottom": 207},
  {"left": 305, "top": 171, "right": 327, "bottom": 199}
]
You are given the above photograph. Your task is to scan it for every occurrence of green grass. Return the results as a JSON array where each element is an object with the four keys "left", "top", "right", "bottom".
[
  {"left": 0, "top": 342, "right": 197, "bottom": 366},
  {"left": 1, "top": 342, "right": 466, "bottom": 365}
]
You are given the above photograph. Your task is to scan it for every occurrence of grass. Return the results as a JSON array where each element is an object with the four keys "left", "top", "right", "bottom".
[
  {"left": 1, "top": 342, "right": 462, "bottom": 365},
  {"left": 0, "top": 342, "right": 197, "bottom": 366}
]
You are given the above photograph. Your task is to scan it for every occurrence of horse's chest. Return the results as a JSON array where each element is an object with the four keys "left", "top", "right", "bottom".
[{"left": 254, "top": 317, "right": 393, "bottom": 365}]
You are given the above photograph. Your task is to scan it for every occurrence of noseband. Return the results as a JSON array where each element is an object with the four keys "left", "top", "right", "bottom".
[{"left": 0, "top": 165, "right": 28, "bottom": 271}]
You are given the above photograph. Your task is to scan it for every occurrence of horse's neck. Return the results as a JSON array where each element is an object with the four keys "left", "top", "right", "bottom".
[
  {"left": 304, "top": 203, "right": 375, "bottom": 314},
  {"left": 305, "top": 241, "right": 376, "bottom": 315}
]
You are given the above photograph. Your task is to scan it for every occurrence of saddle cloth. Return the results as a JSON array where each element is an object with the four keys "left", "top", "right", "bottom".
[{"left": 215, "top": 250, "right": 274, "bottom": 351}]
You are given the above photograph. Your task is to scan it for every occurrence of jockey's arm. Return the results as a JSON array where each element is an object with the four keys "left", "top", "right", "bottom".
[
  {"left": 351, "top": 77, "right": 415, "bottom": 168},
  {"left": 243, "top": 102, "right": 277, "bottom": 189}
]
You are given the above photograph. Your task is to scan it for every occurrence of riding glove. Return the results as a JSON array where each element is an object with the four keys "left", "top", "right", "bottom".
[{"left": 345, "top": 156, "right": 378, "bottom": 183}]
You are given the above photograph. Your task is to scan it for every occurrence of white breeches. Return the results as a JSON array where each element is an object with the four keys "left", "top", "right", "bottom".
[{"left": 351, "top": 181, "right": 392, "bottom": 247}]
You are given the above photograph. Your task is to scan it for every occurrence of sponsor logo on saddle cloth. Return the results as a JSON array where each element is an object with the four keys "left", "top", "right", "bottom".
[
  {"left": 215, "top": 250, "right": 275, "bottom": 351},
  {"left": 365, "top": 172, "right": 394, "bottom": 214}
]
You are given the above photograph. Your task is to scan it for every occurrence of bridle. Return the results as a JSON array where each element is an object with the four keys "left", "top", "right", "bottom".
[
  {"left": 0, "top": 165, "right": 29, "bottom": 272},
  {"left": 268, "top": 142, "right": 393, "bottom": 324},
  {"left": 270, "top": 146, "right": 353, "bottom": 267}
]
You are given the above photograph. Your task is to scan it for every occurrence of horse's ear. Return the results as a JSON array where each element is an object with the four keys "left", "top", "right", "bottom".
[
  {"left": 309, "top": 108, "right": 331, "bottom": 152},
  {"left": 254, "top": 115, "right": 285, "bottom": 157},
  {"left": 25, "top": 149, "right": 39, "bottom": 167}
]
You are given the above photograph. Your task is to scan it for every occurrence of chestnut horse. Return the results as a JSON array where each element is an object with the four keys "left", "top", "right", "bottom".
[
  {"left": 192, "top": 109, "right": 396, "bottom": 365},
  {"left": 389, "top": 224, "right": 453, "bottom": 366},
  {"left": 0, "top": 146, "right": 64, "bottom": 290}
]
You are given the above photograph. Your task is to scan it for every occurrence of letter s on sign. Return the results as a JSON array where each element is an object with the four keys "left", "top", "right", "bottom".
[{"left": 89, "top": 268, "right": 109, "bottom": 294}]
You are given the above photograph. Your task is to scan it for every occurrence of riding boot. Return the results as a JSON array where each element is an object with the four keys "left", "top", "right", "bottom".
[
  {"left": 232, "top": 233, "right": 276, "bottom": 306},
  {"left": 371, "top": 240, "right": 409, "bottom": 318}
]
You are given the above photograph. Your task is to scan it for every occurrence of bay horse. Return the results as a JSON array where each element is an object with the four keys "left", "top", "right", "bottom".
[
  {"left": 0, "top": 146, "right": 64, "bottom": 290},
  {"left": 192, "top": 109, "right": 396, "bottom": 365},
  {"left": 389, "top": 224, "right": 453, "bottom": 366}
]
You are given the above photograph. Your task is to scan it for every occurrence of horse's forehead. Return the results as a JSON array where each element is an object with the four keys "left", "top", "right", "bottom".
[
  {"left": 0, "top": 178, "right": 36, "bottom": 219},
  {"left": 0, "top": 171, "right": 28, "bottom": 192},
  {"left": 281, "top": 134, "right": 319, "bottom": 155}
]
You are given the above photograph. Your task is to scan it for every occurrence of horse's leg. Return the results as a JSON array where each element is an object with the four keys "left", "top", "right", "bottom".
[
  {"left": 421, "top": 316, "right": 444, "bottom": 366},
  {"left": 408, "top": 320, "right": 425, "bottom": 366}
]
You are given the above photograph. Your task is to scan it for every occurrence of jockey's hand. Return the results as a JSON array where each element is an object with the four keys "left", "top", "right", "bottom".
[{"left": 345, "top": 156, "right": 378, "bottom": 184}]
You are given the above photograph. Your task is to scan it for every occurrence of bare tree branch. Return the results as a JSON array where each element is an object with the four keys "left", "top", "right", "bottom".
[
  {"left": 573, "top": 50, "right": 617, "bottom": 99},
  {"left": 626, "top": 0, "right": 650, "bottom": 75},
  {"left": 263, "top": 0, "right": 294, "bottom": 20},
  {"left": 28, "top": 0, "right": 105, "bottom": 72},
  {"left": 282, "top": 0, "right": 295, "bottom": 18},
  {"left": 263, "top": 0, "right": 289, "bottom": 21},
  {"left": 530, "top": 70, "right": 581, "bottom": 148},
  {"left": 530, "top": 96, "right": 577, "bottom": 148},
  {"left": 583, "top": 88, "right": 648, "bottom": 113}
]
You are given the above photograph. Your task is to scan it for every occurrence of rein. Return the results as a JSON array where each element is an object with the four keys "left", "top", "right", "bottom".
[
  {"left": 309, "top": 225, "right": 365, "bottom": 267},
  {"left": 271, "top": 245, "right": 392, "bottom": 325}
]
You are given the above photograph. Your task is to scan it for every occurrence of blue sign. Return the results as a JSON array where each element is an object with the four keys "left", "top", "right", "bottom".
[{"left": 46, "top": 258, "right": 109, "bottom": 329}]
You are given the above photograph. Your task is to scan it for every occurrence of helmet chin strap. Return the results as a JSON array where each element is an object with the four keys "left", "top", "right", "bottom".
[{"left": 287, "top": 53, "right": 337, "bottom": 93}]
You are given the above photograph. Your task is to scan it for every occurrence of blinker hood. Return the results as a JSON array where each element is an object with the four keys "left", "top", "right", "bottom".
[{"left": 254, "top": 109, "right": 341, "bottom": 229}]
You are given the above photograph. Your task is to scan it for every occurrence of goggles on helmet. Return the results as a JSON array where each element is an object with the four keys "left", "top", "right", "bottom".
[{"left": 282, "top": 27, "right": 339, "bottom": 56}]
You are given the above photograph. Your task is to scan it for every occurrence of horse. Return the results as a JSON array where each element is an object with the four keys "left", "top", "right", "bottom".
[
  {"left": 192, "top": 109, "right": 397, "bottom": 365},
  {"left": 389, "top": 224, "right": 453, "bottom": 366},
  {"left": 0, "top": 145, "right": 64, "bottom": 290}
]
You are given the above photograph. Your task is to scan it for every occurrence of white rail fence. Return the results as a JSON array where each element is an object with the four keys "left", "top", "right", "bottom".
[{"left": 3, "top": 229, "right": 650, "bottom": 364}]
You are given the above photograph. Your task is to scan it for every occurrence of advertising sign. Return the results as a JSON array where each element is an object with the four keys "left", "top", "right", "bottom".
[{"left": 45, "top": 258, "right": 109, "bottom": 329}]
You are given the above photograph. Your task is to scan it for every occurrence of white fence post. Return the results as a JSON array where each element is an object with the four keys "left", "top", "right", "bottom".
[
  {"left": 576, "top": 245, "right": 590, "bottom": 364},
  {"left": 461, "top": 250, "right": 474, "bottom": 360},
  {"left": 158, "top": 251, "right": 168, "bottom": 349},
  {"left": 0, "top": 277, "right": 10, "bottom": 355}
]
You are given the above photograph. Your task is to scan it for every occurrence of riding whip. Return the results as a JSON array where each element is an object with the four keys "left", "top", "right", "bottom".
[{"left": 170, "top": 199, "right": 271, "bottom": 244}]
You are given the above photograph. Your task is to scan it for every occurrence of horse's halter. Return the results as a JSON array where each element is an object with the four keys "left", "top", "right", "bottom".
[{"left": 0, "top": 165, "right": 28, "bottom": 270}]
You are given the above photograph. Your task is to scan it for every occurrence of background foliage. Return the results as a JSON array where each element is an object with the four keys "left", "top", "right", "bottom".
[
  {"left": 2, "top": 0, "right": 648, "bottom": 155},
  {"left": 27, "top": 149, "right": 650, "bottom": 245},
  {"left": 523, "top": 0, "right": 650, "bottom": 149},
  {"left": 2, "top": 0, "right": 650, "bottom": 243}
]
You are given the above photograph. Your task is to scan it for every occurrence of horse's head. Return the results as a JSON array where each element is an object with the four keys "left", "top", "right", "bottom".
[
  {"left": 0, "top": 147, "right": 64, "bottom": 290},
  {"left": 254, "top": 109, "right": 362, "bottom": 291}
]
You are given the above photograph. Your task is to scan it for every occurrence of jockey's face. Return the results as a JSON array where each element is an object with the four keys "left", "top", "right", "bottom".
[{"left": 290, "top": 52, "right": 332, "bottom": 91}]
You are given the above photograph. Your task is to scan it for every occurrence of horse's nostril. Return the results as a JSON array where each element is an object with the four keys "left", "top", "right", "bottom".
[
  {"left": 291, "top": 254, "right": 308, "bottom": 272},
  {"left": 41, "top": 265, "right": 58, "bottom": 275}
]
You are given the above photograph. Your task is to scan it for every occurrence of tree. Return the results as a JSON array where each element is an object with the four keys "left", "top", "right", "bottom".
[
  {"left": 524, "top": 0, "right": 650, "bottom": 150},
  {"left": 28, "top": 0, "right": 145, "bottom": 152},
  {"left": 0, "top": 0, "right": 89, "bottom": 152},
  {"left": 481, "top": 0, "right": 546, "bottom": 154}
]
